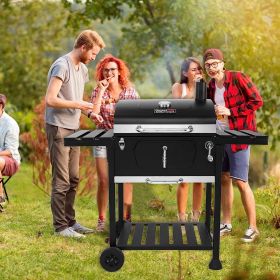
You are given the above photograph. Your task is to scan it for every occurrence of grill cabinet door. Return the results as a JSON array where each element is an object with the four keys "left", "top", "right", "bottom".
[
  {"left": 134, "top": 140, "right": 195, "bottom": 169},
  {"left": 114, "top": 136, "right": 215, "bottom": 176}
]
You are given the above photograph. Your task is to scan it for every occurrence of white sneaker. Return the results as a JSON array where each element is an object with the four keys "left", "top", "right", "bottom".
[
  {"left": 241, "top": 227, "right": 259, "bottom": 243},
  {"left": 70, "top": 222, "right": 94, "bottom": 234},
  {"left": 220, "top": 223, "right": 232, "bottom": 236},
  {"left": 55, "top": 227, "right": 86, "bottom": 238},
  {"left": 177, "top": 213, "right": 187, "bottom": 222},
  {"left": 190, "top": 210, "right": 201, "bottom": 222}
]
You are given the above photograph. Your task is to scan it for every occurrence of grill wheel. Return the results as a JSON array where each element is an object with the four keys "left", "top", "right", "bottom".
[{"left": 100, "top": 247, "right": 124, "bottom": 272}]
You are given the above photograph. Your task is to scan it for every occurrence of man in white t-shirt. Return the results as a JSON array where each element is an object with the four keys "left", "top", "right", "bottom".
[{"left": 45, "top": 30, "right": 105, "bottom": 238}]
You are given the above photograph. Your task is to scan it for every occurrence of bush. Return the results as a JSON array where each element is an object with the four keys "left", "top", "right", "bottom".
[
  {"left": 255, "top": 177, "right": 280, "bottom": 229},
  {"left": 21, "top": 98, "right": 97, "bottom": 195}
]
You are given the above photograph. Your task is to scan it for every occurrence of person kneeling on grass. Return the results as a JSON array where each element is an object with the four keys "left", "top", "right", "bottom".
[{"left": 0, "top": 94, "right": 20, "bottom": 211}]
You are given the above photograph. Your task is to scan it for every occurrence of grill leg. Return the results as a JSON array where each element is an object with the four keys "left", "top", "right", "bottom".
[
  {"left": 117, "top": 183, "right": 124, "bottom": 235},
  {"left": 108, "top": 144, "right": 117, "bottom": 247},
  {"left": 209, "top": 145, "right": 223, "bottom": 270},
  {"left": 205, "top": 183, "right": 212, "bottom": 233}
]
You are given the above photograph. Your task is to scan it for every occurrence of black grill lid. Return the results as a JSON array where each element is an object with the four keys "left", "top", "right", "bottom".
[{"left": 114, "top": 99, "right": 216, "bottom": 125}]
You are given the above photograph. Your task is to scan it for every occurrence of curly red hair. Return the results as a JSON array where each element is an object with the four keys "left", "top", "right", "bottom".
[{"left": 95, "top": 54, "right": 131, "bottom": 89}]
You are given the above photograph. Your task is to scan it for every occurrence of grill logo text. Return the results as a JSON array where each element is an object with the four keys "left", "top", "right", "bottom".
[{"left": 154, "top": 109, "right": 176, "bottom": 114}]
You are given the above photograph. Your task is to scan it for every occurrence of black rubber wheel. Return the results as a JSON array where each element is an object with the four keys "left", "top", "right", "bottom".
[{"left": 100, "top": 247, "right": 124, "bottom": 272}]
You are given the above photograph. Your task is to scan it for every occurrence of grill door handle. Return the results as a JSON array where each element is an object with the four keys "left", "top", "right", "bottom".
[
  {"left": 162, "top": 146, "right": 167, "bottom": 168},
  {"left": 136, "top": 125, "right": 193, "bottom": 133},
  {"left": 146, "top": 178, "right": 183, "bottom": 184}
]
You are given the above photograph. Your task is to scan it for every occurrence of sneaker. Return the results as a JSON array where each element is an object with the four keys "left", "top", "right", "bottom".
[
  {"left": 96, "top": 218, "right": 106, "bottom": 232},
  {"left": 241, "top": 227, "right": 259, "bottom": 243},
  {"left": 190, "top": 210, "right": 201, "bottom": 222},
  {"left": 220, "top": 223, "right": 232, "bottom": 236},
  {"left": 70, "top": 222, "right": 94, "bottom": 234},
  {"left": 177, "top": 213, "right": 187, "bottom": 222},
  {"left": 55, "top": 227, "right": 85, "bottom": 239}
]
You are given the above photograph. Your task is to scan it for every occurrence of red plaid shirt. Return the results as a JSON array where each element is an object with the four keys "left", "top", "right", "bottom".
[
  {"left": 207, "top": 70, "right": 263, "bottom": 152},
  {"left": 91, "top": 87, "right": 139, "bottom": 130}
]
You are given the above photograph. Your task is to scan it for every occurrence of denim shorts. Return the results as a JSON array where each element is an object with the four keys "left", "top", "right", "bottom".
[
  {"left": 222, "top": 145, "right": 250, "bottom": 182},
  {"left": 93, "top": 146, "right": 107, "bottom": 158}
]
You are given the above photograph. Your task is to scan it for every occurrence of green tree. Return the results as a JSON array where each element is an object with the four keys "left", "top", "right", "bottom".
[
  {"left": 175, "top": 0, "right": 280, "bottom": 148},
  {"left": 0, "top": 0, "right": 75, "bottom": 109},
  {"left": 64, "top": 0, "right": 280, "bottom": 147},
  {"left": 63, "top": 0, "right": 180, "bottom": 83}
]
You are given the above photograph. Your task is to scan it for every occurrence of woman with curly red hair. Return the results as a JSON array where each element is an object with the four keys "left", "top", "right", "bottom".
[{"left": 89, "top": 54, "right": 139, "bottom": 232}]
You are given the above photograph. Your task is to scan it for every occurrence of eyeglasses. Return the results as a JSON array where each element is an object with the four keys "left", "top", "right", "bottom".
[
  {"left": 204, "top": 61, "right": 221, "bottom": 69},
  {"left": 103, "top": 68, "right": 118, "bottom": 73}
]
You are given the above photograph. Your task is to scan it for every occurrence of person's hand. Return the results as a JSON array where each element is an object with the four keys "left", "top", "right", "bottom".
[
  {"left": 193, "top": 74, "right": 203, "bottom": 82},
  {"left": 215, "top": 105, "right": 231, "bottom": 116},
  {"left": 97, "top": 78, "right": 110, "bottom": 91},
  {"left": 77, "top": 100, "right": 93, "bottom": 111},
  {"left": 90, "top": 112, "right": 104, "bottom": 123}
]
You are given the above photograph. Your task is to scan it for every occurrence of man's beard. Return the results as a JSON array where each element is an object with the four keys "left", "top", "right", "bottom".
[{"left": 80, "top": 53, "right": 89, "bottom": 64}]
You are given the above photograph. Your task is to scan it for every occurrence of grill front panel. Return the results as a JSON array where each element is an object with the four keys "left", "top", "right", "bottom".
[{"left": 114, "top": 136, "right": 216, "bottom": 176}]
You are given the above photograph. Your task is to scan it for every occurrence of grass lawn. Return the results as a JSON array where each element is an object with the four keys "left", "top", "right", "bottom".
[{"left": 0, "top": 163, "right": 279, "bottom": 280}]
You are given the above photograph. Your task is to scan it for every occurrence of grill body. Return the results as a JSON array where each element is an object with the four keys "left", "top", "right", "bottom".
[{"left": 64, "top": 98, "right": 268, "bottom": 272}]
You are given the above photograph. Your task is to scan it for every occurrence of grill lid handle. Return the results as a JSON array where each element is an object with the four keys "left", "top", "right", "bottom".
[{"left": 136, "top": 125, "right": 193, "bottom": 133}]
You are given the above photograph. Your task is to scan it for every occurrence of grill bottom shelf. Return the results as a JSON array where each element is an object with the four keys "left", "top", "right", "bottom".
[{"left": 117, "top": 222, "right": 212, "bottom": 250}]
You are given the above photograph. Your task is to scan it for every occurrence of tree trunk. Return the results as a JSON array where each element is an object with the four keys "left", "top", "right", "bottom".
[{"left": 166, "top": 59, "right": 176, "bottom": 85}]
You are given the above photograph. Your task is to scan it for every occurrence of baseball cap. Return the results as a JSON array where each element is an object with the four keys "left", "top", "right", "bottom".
[{"left": 203, "top": 48, "right": 224, "bottom": 63}]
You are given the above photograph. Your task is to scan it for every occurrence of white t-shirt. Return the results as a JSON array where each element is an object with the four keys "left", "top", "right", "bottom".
[
  {"left": 45, "top": 55, "right": 89, "bottom": 130},
  {"left": 214, "top": 84, "right": 229, "bottom": 130}
]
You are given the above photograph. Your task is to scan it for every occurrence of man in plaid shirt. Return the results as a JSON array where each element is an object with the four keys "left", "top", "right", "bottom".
[{"left": 204, "top": 48, "right": 263, "bottom": 242}]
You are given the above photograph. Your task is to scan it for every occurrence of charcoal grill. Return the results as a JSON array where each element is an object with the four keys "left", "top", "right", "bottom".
[{"left": 64, "top": 85, "right": 268, "bottom": 272}]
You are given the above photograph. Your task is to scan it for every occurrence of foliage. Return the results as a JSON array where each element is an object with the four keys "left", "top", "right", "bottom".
[
  {"left": 63, "top": 0, "right": 181, "bottom": 84},
  {"left": 172, "top": 0, "right": 280, "bottom": 148},
  {"left": 0, "top": 0, "right": 75, "bottom": 110},
  {"left": 64, "top": 0, "right": 280, "bottom": 148},
  {"left": 20, "top": 99, "right": 97, "bottom": 195},
  {"left": 255, "top": 177, "right": 280, "bottom": 229}
]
